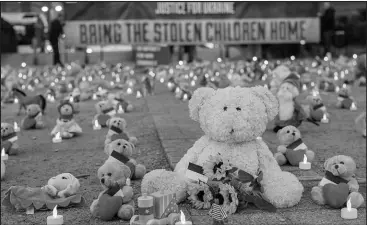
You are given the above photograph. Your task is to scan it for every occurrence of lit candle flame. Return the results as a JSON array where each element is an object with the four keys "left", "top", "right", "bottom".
[
  {"left": 92, "top": 94, "right": 97, "bottom": 100},
  {"left": 183, "top": 94, "right": 188, "bottom": 101},
  {"left": 53, "top": 205, "right": 58, "bottom": 218},
  {"left": 69, "top": 97, "right": 74, "bottom": 103},
  {"left": 14, "top": 122, "right": 18, "bottom": 129},
  {"left": 303, "top": 154, "right": 307, "bottom": 163},
  {"left": 118, "top": 105, "right": 124, "bottom": 113},
  {"left": 55, "top": 132, "right": 61, "bottom": 140},
  {"left": 160, "top": 78, "right": 164, "bottom": 83},
  {"left": 346, "top": 198, "right": 352, "bottom": 211},
  {"left": 14, "top": 98, "right": 18, "bottom": 104},
  {"left": 191, "top": 80, "right": 196, "bottom": 86},
  {"left": 342, "top": 83, "right": 347, "bottom": 88},
  {"left": 322, "top": 114, "right": 327, "bottom": 120},
  {"left": 175, "top": 87, "right": 181, "bottom": 93},
  {"left": 335, "top": 86, "right": 340, "bottom": 93},
  {"left": 136, "top": 91, "right": 142, "bottom": 98},
  {"left": 351, "top": 102, "right": 357, "bottom": 110},
  {"left": 94, "top": 120, "right": 100, "bottom": 127},
  {"left": 127, "top": 88, "right": 132, "bottom": 94},
  {"left": 180, "top": 210, "right": 186, "bottom": 223},
  {"left": 302, "top": 84, "right": 307, "bottom": 91},
  {"left": 1, "top": 148, "right": 5, "bottom": 156}
]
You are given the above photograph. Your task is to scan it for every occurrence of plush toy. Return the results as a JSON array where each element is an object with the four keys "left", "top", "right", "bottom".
[
  {"left": 90, "top": 162, "right": 135, "bottom": 221},
  {"left": 274, "top": 126, "right": 315, "bottom": 166},
  {"left": 141, "top": 86, "right": 304, "bottom": 208},
  {"left": 94, "top": 100, "right": 116, "bottom": 127},
  {"left": 355, "top": 112, "right": 366, "bottom": 138},
  {"left": 112, "top": 92, "right": 134, "bottom": 113},
  {"left": 269, "top": 65, "right": 291, "bottom": 95},
  {"left": 336, "top": 87, "right": 356, "bottom": 110},
  {"left": 273, "top": 73, "right": 308, "bottom": 133},
  {"left": 42, "top": 173, "right": 81, "bottom": 198},
  {"left": 50, "top": 101, "right": 82, "bottom": 139},
  {"left": 21, "top": 104, "right": 45, "bottom": 130},
  {"left": 104, "top": 139, "right": 146, "bottom": 180},
  {"left": 105, "top": 117, "right": 137, "bottom": 146},
  {"left": 64, "top": 88, "right": 81, "bottom": 113},
  {"left": 305, "top": 94, "right": 329, "bottom": 122},
  {"left": 1, "top": 122, "right": 19, "bottom": 155},
  {"left": 311, "top": 155, "right": 364, "bottom": 209}
]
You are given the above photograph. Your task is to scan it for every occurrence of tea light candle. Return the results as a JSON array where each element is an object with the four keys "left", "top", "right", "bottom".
[
  {"left": 1, "top": 148, "right": 8, "bottom": 161},
  {"left": 47, "top": 205, "right": 63, "bottom": 225},
  {"left": 52, "top": 132, "right": 62, "bottom": 143},
  {"left": 335, "top": 86, "right": 340, "bottom": 93},
  {"left": 14, "top": 98, "right": 18, "bottom": 104},
  {"left": 350, "top": 103, "right": 357, "bottom": 111},
  {"left": 341, "top": 198, "right": 357, "bottom": 220},
  {"left": 175, "top": 211, "right": 192, "bottom": 225},
  {"left": 93, "top": 120, "right": 101, "bottom": 130},
  {"left": 136, "top": 91, "right": 142, "bottom": 99},
  {"left": 14, "top": 122, "right": 20, "bottom": 132},
  {"left": 321, "top": 114, "right": 329, "bottom": 123},
  {"left": 92, "top": 94, "right": 97, "bottom": 100},
  {"left": 69, "top": 97, "right": 74, "bottom": 103},
  {"left": 118, "top": 105, "right": 125, "bottom": 114},
  {"left": 182, "top": 94, "right": 188, "bottom": 101},
  {"left": 302, "top": 84, "right": 307, "bottom": 91},
  {"left": 299, "top": 154, "right": 311, "bottom": 170}
]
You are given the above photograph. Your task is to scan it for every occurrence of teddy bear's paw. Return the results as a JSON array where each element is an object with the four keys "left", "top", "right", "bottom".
[
  {"left": 305, "top": 150, "right": 315, "bottom": 162},
  {"left": 43, "top": 185, "right": 58, "bottom": 197},
  {"left": 277, "top": 145, "right": 287, "bottom": 154},
  {"left": 141, "top": 169, "right": 188, "bottom": 203},
  {"left": 348, "top": 192, "right": 364, "bottom": 208},
  {"left": 8, "top": 147, "right": 19, "bottom": 156},
  {"left": 133, "top": 164, "right": 146, "bottom": 180},
  {"left": 117, "top": 204, "right": 134, "bottom": 220},
  {"left": 274, "top": 152, "right": 287, "bottom": 166},
  {"left": 126, "top": 104, "right": 133, "bottom": 112},
  {"left": 261, "top": 171, "right": 304, "bottom": 208},
  {"left": 90, "top": 199, "right": 100, "bottom": 217},
  {"left": 311, "top": 186, "right": 325, "bottom": 205},
  {"left": 61, "top": 132, "right": 73, "bottom": 139},
  {"left": 129, "top": 137, "right": 138, "bottom": 145}
]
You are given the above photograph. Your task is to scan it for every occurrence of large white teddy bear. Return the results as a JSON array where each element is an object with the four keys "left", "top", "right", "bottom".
[{"left": 141, "top": 86, "right": 304, "bottom": 208}]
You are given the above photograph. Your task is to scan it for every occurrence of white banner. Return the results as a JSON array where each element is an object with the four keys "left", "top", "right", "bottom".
[{"left": 64, "top": 18, "right": 320, "bottom": 46}]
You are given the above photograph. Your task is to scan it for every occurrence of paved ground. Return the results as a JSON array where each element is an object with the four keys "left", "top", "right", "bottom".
[{"left": 146, "top": 82, "right": 366, "bottom": 225}]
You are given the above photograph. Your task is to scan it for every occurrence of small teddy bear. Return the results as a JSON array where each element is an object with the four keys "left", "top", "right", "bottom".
[
  {"left": 111, "top": 92, "right": 134, "bottom": 113},
  {"left": 104, "top": 139, "right": 146, "bottom": 180},
  {"left": 21, "top": 104, "right": 45, "bottom": 130},
  {"left": 305, "top": 94, "right": 329, "bottom": 123},
  {"left": 64, "top": 88, "right": 81, "bottom": 113},
  {"left": 311, "top": 155, "right": 364, "bottom": 209},
  {"left": 355, "top": 112, "right": 366, "bottom": 138},
  {"left": 50, "top": 101, "right": 82, "bottom": 139},
  {"left": 42, "top": 173, "right": 81, "bottom": 198},
  {"left": 1, "top": 122, "right": 19, "bottom": 155},
  {"left": 94, "top": 100, "right": 116, "bottom": 127},
  {"left": 104, "top": 117, "right": 137, "bottom": 146},
  {"left": 274, "top": 126, "right": 315, "bottom": 166},
  {"left": 90, "top": 162, "right": 135, "bottom": 221},
  {"left": 336, "top": 87, "right": 356, "bottom": 110}
]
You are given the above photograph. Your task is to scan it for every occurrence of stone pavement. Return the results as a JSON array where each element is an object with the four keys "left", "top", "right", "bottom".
[{"left": 145, "top": 82, "right": 366, "bottom": 225}]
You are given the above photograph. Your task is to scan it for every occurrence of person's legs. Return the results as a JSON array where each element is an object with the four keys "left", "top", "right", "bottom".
[
  {"left": 51, "top": 42, "right": 62, "bottom": 66},
  {"left": 323, "top": 31, "right": 333, "bottom": 56}
]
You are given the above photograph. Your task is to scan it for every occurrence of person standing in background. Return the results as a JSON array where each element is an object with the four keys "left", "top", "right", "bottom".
[
  {"left": 319, "top": 2, "right": 335, "bottom": 56},
  {"left": 49, "top": 13, "right": 64, "bottom": 66}
]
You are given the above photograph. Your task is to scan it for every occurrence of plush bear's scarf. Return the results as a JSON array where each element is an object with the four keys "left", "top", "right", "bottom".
[
  {"left": 286, "top": 138, "right": 307, "bottom": 151},
  {"left": 313, "top": 103, "right": 324, "bottom": 111},
  {"left": 111, "top": 150, "right": 136, "bottom": 179},
  {"left": 110, "top": 126, "right": 122, "bottom": 134},
  {"left": 319, "top": 171, "right": 349, "bottom": 186},
  {"left": 102, "top": 107, "right": 115, "bottom": 116},
  {"left": 28, "top": 112, "right": 41, "bottom": 119},
  {"left": 105, "top": 184, "right": 124, "bottom": 198},
  {"left": 1, "top": 132, "right": 17, "bottom": 142},
  {"left": 59, "top": 114, "right": 73, "bottom": 121},
  {"left": 338, "top": 94, "right": 350, "bottom": 101}
]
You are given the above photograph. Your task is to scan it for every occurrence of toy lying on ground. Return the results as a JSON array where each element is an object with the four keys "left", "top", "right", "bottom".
[
  {"left": 336, "top": 87, "right": 357, "bottom": 110},
  {"left": 311, "top": 155, "right": 364, "bottom": 209},
  {"left": 1, "top": 122, "right": 19, "bottom": 155},
  {"left": 94, "top": 100, "right": 116, "bottom": 127},
  {"left": 2, "top": 173, "right": 85, "bottom": 211},
  {"left": 90, "top": 163, "right": 135, "bottom": 221},
  {"left": 10, "top": 87, "right": 47, "bottom": 115},
  {"left": 105, "top": 117, "right": 137, "bottom": 146},
  {"left": 355, "top": 112, "right": 366, "bottom": 138},
  {"left": 21, "top": 104, "right": 45, "bottom": 130},
  {"left": 104, "top": 139, "right": 146, "bottom": 180},
  {"left": 50, "top": 101, "right": 82, "bottom": 139},
  {"left": 274, "top": 126, "right": 315, "bottom": 166},
  {"left": 108, "top": 93, "right": 133, "bottom": 113},
  {"left": 304, "top": 93, "right": 329, "bottom": 123}
]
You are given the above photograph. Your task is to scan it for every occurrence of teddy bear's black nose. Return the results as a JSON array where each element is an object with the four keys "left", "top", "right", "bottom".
[
  {"left": 292, "top": 132, "right": 295, "bottom": 136},
  {"left": 334, "top": 165, "right": 339, "bottom": 169},
  {"left": 230, "top": 129, "right": 234, "bottom": 134},
  {"left": 101, "top": 178, "right": 105, "bottom": 184}
]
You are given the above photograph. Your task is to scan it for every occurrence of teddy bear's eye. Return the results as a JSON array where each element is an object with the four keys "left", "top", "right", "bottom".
[
  {"left": 223, "top": 106, "right": 228, "bottom": 111},
  {"left": 287, "top": 130, "right": 290, "bottom": 133},
  {"left": 236, "top": 107, "right": 241, "bottom": 111},
  {"left": 107, "top": 173, "right": 112, "bottom": 176},
  {"left": 62, "top": 176, "right": 67, "bottom": 179},
  {"left": 340, "top": 161, "right": 344, "bottom": 164},
  {"left": 117, "top": 142, "right": 121, "bottom": 146}
]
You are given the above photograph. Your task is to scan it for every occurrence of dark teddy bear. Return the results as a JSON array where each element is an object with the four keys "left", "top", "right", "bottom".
[
  {"left": 336, "top": 87, "right": 356, "bottom": 110},
  {"left": 104, "top": 117, "right": 137, "bottom": 146},
  {"left": 104, "top": 139, "right": 146, "bottom": 180},
  {"left": 50, "top": 101, "right": 82, "bottom": 139},
  {"left": 21, "top": 104, "right": 45, "bottom": 130},
  {"left": 1, "top": 122, "right": 19, "bottom": 155},
  {"left": 94, "top": 100, "right": 116, "bottom": 127},
  {"left": 305, "top": 94, "right": 329, "bottom": 122}
]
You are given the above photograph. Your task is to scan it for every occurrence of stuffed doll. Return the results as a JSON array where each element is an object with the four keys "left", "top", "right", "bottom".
[
  {"left": 311, "top": 155, "right": 364, "bottom": 209},
  {"left": 64, "top": 88, "right": 81, "bottom": 113},
  {"left": 104, "top": 117, "right": 137, "bottom": 146},
  {"left": 42, "top": 173, "right": 81, "bottom": 198},
  {"left": 90, "top": 162, "right": 135, "bottom": 221},
  {"left": 273, "top": 73, "right": 308, "bottom": 133},
  {"left": 94, "top": 100, "right": 116, "bottom": 127},
  {"left": 336, "top": 87, "right": 356, "bottom": 110},
  {"left": 355, "top": 112, "right": 366, "bottom": 138},
  {"left": 104, "top": 139, "right": 146, "bottom": 180},
  {"left": 1, "top": 122, "right": 19, "bottom": 155},
  {"left": 305, "top": 94, "right": 329, "bottom": 123},
  {"left": 50, "top": 101, "right": 82, "bottom": 139},
  {"left": 274, "top": 126, "right": 315, "bottom": 166},
  {"left": 21, "top": 104, "right": 45, "bottom": 130}
]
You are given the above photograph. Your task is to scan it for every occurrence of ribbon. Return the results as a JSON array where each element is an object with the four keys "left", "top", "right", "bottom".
[
  {"left": 138, "top": 206, "right": 154, "bottom": 215},
  {"left": 324, "top": 171, "right": 348, "bottom": 184},
  {"left": 286, "top": 138, "right": 307, "bottom": 151},
  {"left": 313, "top": 103, "right": 324, "bottom": 111},
  {"left": 110, "top": 126, "right": 122, "bottom": 134},
  {"left": 111, "top": 150, "right": 130, "bottom": 163},
  {"left": 188, "top": 162, "right": 204, "bottom": 175},
  {"left": 1, "top": 132, "right": 17, "bottom": 142},
  {"left": 102, "top": 107, "right": 115, "bottom": 114},
  {"left": 59, "top": 114, "right": 73, "bottom": 121}
]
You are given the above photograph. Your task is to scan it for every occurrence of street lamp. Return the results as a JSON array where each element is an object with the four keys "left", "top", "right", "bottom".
[
  {"left": 55, "top": 5, "right": 63, "bottom": 12},
  {"left": 41, "top": 6, "right": 49, "bottom": 12}
]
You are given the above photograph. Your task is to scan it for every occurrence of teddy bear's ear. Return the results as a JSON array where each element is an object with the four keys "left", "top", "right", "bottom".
[
  {"left": 323, "top": 158, "right": 330, "bottom": 170},
  {"left": 251, "top": 86, "right": 279, "bottom": 121},
  {"left": 121, "top": 164, "right": 132, "bottom": 180},
  {"left": 189, "top": 87, "right": 215, "bottom": 122},
  {"left": 106, "top": 118, "right": 111, "bottom": 127},
  {"left": 68, "top": 175, "right": 80, "bottom": 194}
]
